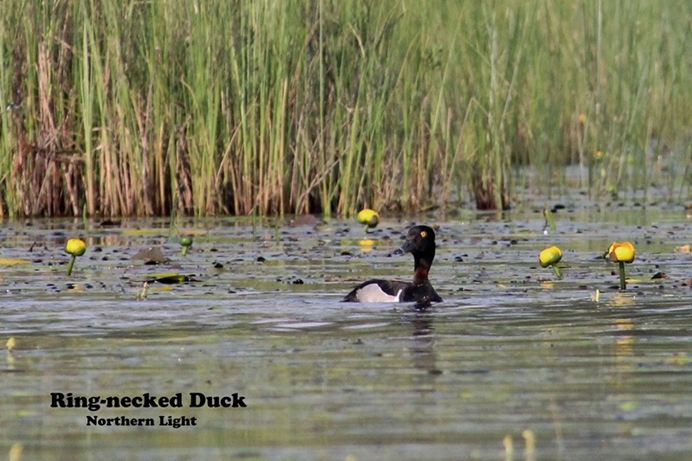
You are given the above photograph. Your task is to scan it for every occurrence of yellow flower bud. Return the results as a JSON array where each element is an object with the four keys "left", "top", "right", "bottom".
[
  {"left": 356, "top": 209, "right": 379, "bottom": 228},
  {"left": 608, "top": 242, "right": 635, "bottom": 264},
  {"left": 539, "top": 246, "right": 562, "bottom": 268},
  {"left": 65, "top": 238, "right": 87, "bottom": 257}
]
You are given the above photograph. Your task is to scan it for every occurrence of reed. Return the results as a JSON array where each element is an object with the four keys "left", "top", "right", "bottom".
[{"left": 0, "top": 0, "right": 690, "bottom": 218}]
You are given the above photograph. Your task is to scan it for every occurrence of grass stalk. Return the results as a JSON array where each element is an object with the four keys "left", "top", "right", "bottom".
[{"left": 0, "top": 0, "right": 690, "bottom": 217}]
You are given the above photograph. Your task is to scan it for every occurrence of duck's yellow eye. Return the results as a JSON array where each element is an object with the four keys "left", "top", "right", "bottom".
[{"left": 420, "top": 231, "right": 427, "bottom": 238}]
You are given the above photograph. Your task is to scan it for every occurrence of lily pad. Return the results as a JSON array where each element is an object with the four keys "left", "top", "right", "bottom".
[
  {"left": 146, "top": 273, "right": 199, "bottom": 284},
  {"left": 0, "top": 258, "right": 29, "bottom": 265}
]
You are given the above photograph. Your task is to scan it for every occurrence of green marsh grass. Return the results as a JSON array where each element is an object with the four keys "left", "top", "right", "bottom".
[{"left": 0, "top": 0, "right": 690, "bottom": 217}]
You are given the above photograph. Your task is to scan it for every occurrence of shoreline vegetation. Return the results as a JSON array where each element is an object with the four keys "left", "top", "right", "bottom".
[{"left": 0, "top": 0, "right": 690, "bottom": 218}]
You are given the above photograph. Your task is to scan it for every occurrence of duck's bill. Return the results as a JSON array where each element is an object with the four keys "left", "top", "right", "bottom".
[{"left": 392, "top": 240, "right": 415, "bottom": 256}]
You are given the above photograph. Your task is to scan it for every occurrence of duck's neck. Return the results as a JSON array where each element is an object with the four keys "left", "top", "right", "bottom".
[{"left": 413, "top": 254, "right": 433, "bottom": 285}]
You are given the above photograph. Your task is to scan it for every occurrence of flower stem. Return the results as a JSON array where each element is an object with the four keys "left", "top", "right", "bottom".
[
  {"left": 67, "top": 255, "right": 76, "bottom": 276},
  {"left": 618, "top": 261, "right": 626, "bottom": 290},
  {"left": 551, "top": 265, "right": 562, "bottom": 279}
]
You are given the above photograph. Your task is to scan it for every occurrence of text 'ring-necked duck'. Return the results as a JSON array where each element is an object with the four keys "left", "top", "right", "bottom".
[{"left": 343, "top": 225, "right": 442, "bottom": 304}]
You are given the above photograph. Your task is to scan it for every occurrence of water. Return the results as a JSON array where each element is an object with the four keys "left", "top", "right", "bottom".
[{"left": 2, "top": 208, "right": 692, "bottom": 460}]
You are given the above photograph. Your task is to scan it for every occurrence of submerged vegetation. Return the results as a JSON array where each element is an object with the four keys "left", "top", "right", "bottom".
[{"left": 0, "top": 0, "right": 690, "bottom": 218}]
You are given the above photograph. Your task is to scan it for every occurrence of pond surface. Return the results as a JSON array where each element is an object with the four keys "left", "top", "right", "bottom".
[{"left": 2, "top": 205, "right": 692, "bottom": 460}]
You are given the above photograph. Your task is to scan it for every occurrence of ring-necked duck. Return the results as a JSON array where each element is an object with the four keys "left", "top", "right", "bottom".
[{"left": 343, "top": 225, "right": 443, "bottom": 303}]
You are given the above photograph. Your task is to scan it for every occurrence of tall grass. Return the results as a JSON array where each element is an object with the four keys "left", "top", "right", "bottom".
[{"left": 0, "top": 0, "right": 690, "bottom": 218}]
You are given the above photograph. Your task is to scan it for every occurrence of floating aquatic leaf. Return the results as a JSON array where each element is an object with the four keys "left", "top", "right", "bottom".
[
  {"left": 121, "top": 229, "right": 168, "bottom": 236},
  {"left": 0, "top": 258, "right": 29, "bottom": 265},
  {"left": 146, "top": 273, "right": 199, "bottom": 284}
]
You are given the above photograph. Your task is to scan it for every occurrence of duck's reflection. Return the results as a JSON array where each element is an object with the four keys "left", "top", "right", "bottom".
[{"left": 402, "top": 308, "right": 441, "bottom": 376}]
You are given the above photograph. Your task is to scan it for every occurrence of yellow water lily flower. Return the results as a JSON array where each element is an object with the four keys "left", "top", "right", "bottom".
[
  {"left": 608, "top": 242, "right": 635, "bottom": 264},
  {"left": 538, "top": 245, "right": 563, "bottom": 279},
  {"left": 539, "top": 246, "right": 562, "bottom": 268},
  {"left": 357, "top": 208, "right": 379, "bottom": 226},
  {"left": 65, "top": 238, "right": 87, "bottom": 257},
  {"left": 607, "top": 241, "right": 635, "bottom": 290},
  {"left": 65, "top": 238, "right": 87, "bottom": 276},
  {"left": 356, "top": 209, "right": 379, "bottom": 232}
]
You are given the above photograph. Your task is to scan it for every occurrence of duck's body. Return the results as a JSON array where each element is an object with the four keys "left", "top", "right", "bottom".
[{"left": 343, "top": 225, "right": 442, "bottom": 304}]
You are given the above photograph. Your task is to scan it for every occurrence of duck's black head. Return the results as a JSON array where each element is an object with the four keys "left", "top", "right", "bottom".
[
  {"left": 395, "top": 225, "right": 437, "bottom": 285},
  {"left": 399, "top": 225, "right": 436, "bottom": 258}
]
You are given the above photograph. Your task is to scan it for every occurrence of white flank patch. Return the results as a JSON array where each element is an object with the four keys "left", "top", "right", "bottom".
[{"left": 356, "top": 284, "right": 402, "bottom": 303}]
